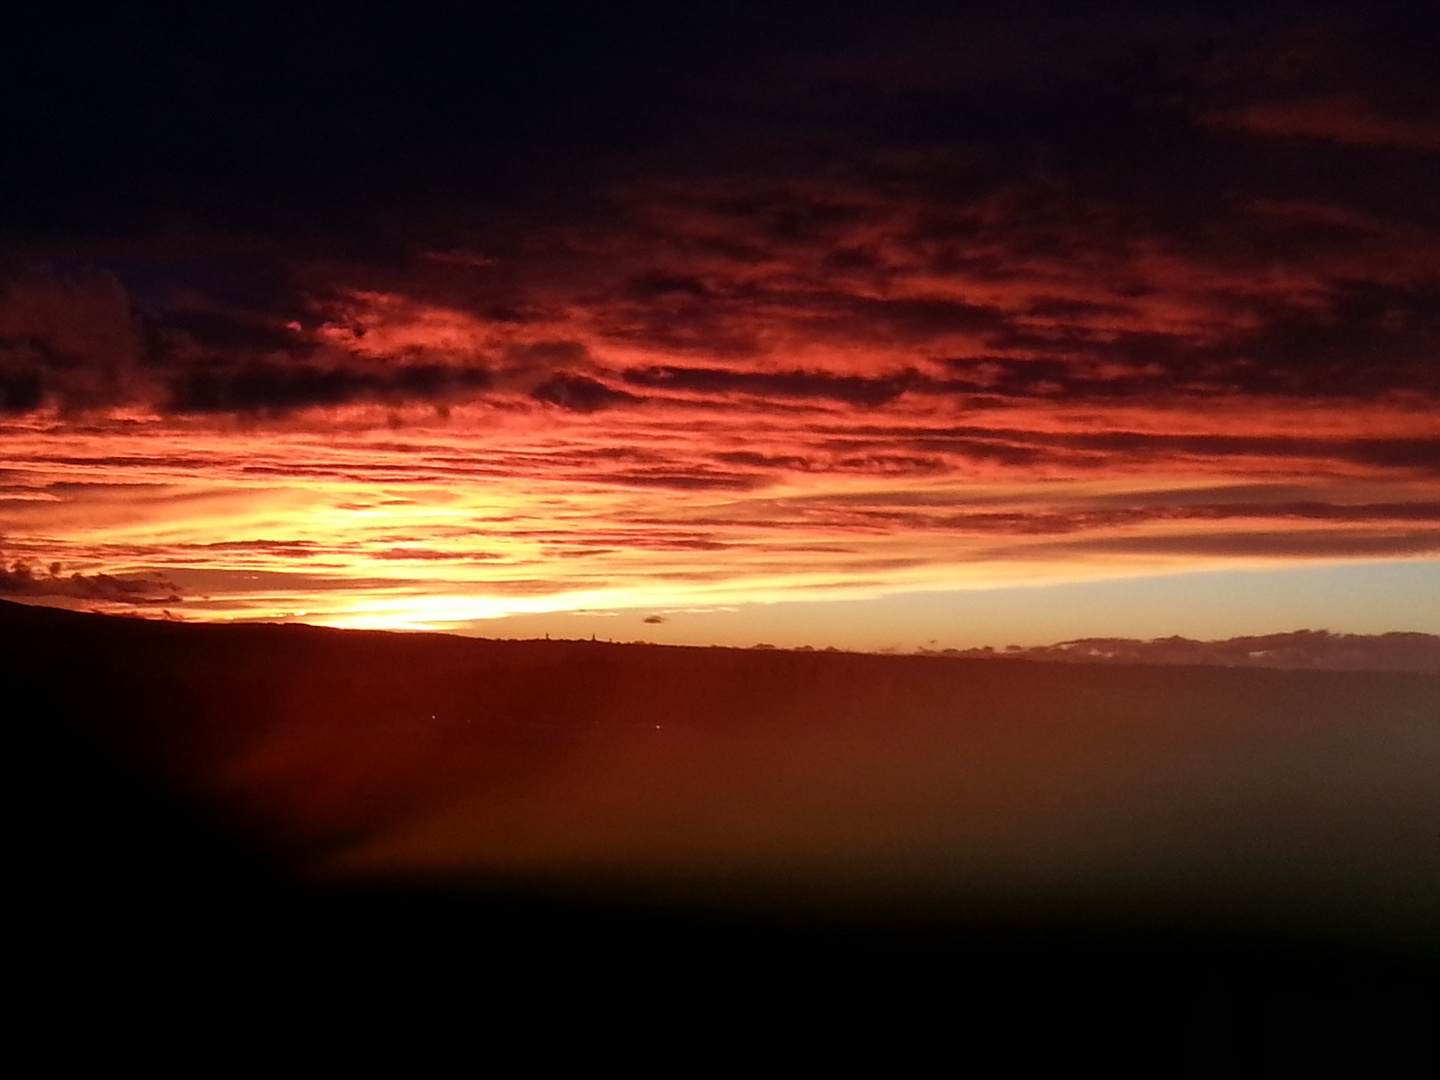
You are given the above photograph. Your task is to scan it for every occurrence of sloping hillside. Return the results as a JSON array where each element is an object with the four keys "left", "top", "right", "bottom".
[{"left": 8, "top": 599, "right": 1435, "bottom": 1062}]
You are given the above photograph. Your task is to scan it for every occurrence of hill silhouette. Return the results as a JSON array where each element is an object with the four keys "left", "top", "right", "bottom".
[
  {"left": 8, "top": 598, "right": 1435, "bottom": 1063},
  {"left": 949, "top": 629, "right": 1440, "bottom": 672}
]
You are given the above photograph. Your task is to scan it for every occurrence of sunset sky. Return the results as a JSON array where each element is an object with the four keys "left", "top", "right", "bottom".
[{"left": 1, "top": 1, "right": 1437, "bottom": 649}]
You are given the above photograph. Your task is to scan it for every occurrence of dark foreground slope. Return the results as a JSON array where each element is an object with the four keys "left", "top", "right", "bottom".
[{"left": 8, "top": 600, "right": 1435, "bottom": 1064}]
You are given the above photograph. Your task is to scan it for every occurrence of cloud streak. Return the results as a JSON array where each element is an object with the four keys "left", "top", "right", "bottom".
[{"left": 0, "top": 3, "right": 1436, "bottom": 635}]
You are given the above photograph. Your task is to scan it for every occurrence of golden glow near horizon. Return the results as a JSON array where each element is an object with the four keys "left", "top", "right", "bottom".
[{"left": 3, "top": 381, "right": 1437, "bottom": 645}]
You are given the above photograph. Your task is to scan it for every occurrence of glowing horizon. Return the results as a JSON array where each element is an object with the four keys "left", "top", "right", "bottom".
[{"left": 3, "top": 389, "right": 1435, "bottom": 645}]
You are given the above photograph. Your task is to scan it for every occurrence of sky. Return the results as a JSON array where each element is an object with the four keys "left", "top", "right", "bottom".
[{"left": 1, "top": 1, "right": 1437, "bottom": 649}]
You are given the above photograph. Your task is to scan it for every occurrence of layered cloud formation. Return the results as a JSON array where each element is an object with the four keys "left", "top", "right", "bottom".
[{"left": 0, "top": 2, "right": 1436, "bottom": 635}]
